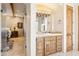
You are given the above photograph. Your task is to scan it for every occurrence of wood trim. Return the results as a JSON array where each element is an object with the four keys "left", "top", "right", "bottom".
[
  {"left": 78, "top": 6, "right": 79, "bottom": 51},
  {"left": 10, "top": 3, "right": 15, "bottom": 16}
]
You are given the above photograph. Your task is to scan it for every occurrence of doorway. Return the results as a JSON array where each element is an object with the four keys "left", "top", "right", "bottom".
[
  {"left": 1, "top": 3, "right": 26, "bottom": 56},
  {"left": 66, "top": 5, "right": 73, "bottom": 52}
]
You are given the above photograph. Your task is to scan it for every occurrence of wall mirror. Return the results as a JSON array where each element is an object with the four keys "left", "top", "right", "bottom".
[{"left": 36, "top": 12, "right": 50, "bottom": 33}]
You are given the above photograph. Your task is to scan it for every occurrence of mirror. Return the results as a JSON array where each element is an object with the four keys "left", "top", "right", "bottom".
[{"left": 36, "top": 13, "right": 50, "bottom": 33}]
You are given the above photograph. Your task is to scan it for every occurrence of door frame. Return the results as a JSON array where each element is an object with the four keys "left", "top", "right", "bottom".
[{"left": 78, "top": 6, "right": 79, "bottom": 51}]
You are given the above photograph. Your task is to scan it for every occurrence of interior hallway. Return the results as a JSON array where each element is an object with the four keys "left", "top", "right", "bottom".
[{"left": 2, "top": 37, "right": 26, "bottom": 56}]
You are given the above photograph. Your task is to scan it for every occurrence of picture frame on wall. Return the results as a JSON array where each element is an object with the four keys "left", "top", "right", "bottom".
[{"left": 17, "top": 22, "right": 23, "bottom": 29}]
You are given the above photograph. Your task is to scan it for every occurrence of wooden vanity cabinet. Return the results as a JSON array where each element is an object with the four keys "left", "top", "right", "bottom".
[
  {"left": 45, "top": 36, "right": 51, "bottom": 55},
  {"left": 36, "top": 35, "right": 62, "bottom": 56},
  {"left": 50, "top": 36, "right": 57, "bottom": 54},
  {"left": 56, "top": 36, "right": 62, "bottom": 52},
  {"left": 45, "top": 36, "right": 57, "bottom": 55},
  {"left": 36, "top": 37, "right": 45, "bottom": 56}
]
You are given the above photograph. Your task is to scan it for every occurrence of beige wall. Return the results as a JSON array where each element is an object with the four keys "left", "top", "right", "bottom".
[
  {"left": 1, "top": 15, "right": 24, "bottom": 36},
  {"left": 53, "top": 6, "right": 64, "bottom": 33},
  {"left": 2, "top": 15, "right": 23, "bottom": 29}
]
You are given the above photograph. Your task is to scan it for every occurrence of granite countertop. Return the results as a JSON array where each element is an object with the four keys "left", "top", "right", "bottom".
[{"left": 36, "top": 32, "right": 62, "bottom": 37}]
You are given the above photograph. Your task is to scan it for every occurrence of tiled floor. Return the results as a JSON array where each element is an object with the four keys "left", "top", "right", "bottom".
[
  {"left": 1, "top": 37, "right": 79, "bottom": 56},
  {"left": 77, "top": 52, "right": 79, "bottom": 55},
  {"left": 49, "top": 51, "right": 79, "bottom": 56},
  {"left": 49, "top": 52, "right": 65, "bottom": 56},
  {"left": 2, "top": 37, "right": 26, "bottom": 56}
]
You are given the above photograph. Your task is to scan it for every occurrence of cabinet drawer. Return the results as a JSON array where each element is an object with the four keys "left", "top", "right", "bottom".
[{"left": 56, "top": 36, "right": 62, "bottom": 52}]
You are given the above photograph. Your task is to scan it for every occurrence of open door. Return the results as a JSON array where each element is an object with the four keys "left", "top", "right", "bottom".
[
  {"left": 66, "top": 5, "right": 73, "bottom": 51},
  {"left": 78, "top": 6, "right": 79, "bottom": 51}
]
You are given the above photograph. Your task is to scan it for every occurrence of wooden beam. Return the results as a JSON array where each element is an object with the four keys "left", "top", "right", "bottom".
[{"left": 10, "top": 3, "right": 15, "bottom": 16}]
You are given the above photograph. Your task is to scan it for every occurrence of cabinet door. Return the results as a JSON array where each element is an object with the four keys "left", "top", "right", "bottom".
[
  {"left": 36, "top": 37, "right": 45, "bottom": 56},
  {"left": 50, "top": 36, "right": 57, "bottom": 53},
  {"left": 56, "top": 36, "right": 62, "bottom": 52},
  {"left": 45, "top": 37, "right": 51, "bottom": 55}
]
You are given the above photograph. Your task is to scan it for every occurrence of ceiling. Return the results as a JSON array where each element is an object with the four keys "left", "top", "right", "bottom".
[
  {"left": 1, "top": 3, "right": 64, "bottom": 16},
  {"left": 36, "top": 3, "right": 64, "bottom": 14},
  {"left": 36, "top": 3, "right": 63, "bottom": 9},
  {"left": 2, "top": 3, "right": 26, "bottom": 17}
]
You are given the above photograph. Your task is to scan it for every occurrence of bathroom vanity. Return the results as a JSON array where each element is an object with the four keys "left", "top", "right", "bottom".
[
  {"left": 36, "top": 33, "right": 62, "bottom": 56},
  {"left": 36, "top": 5, "right": 63, "bottom": 56}
]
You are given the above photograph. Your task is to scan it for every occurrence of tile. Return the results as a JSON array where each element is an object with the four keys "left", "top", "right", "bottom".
[{"left": 2, "top": 37, "right": 26, "bottom": 56}]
